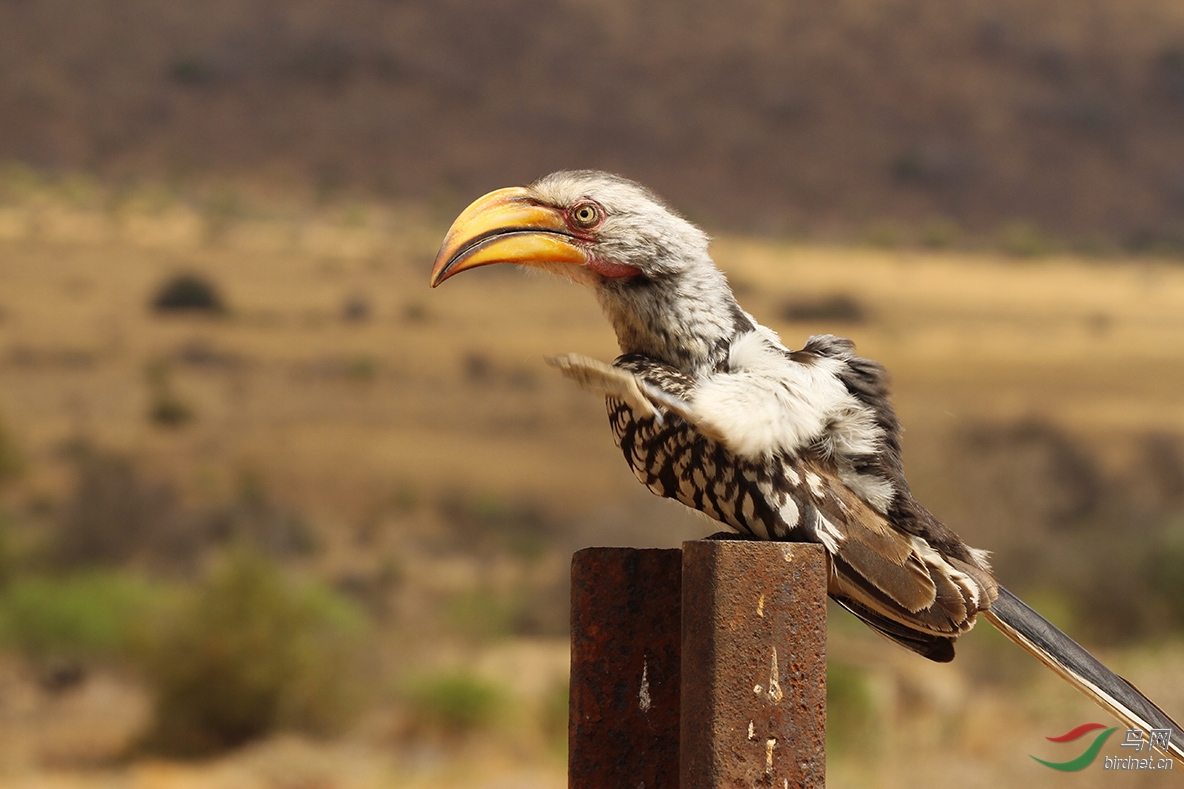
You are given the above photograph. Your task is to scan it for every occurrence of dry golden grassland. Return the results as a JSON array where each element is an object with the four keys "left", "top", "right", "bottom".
[{"left": 0, "top": 188, "right": 1182, "bottom": 787}]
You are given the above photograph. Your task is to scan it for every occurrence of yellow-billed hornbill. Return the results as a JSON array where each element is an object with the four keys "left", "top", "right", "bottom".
[{"left": 430, "top": 170, "right": 1183, "bottom": 756}]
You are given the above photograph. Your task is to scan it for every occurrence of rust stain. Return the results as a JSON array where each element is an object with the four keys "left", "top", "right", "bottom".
[
  {"left": 568, "top": 541, "right": 826, "bottom": 788},
  {"left": 569, "top": 548, "right": 681, "bottom": 789},
  {"left": 679, "top": 540, "right": 827, "bottom": 789}
]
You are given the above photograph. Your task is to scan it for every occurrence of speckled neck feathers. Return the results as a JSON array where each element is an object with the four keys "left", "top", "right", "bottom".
[{"left": 595, "top": 260, "right": 753, "bottom": 374}]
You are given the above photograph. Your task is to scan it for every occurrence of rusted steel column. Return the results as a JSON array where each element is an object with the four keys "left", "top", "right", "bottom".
[
  {"left": 680, "top": 540, "right": 827, "bottom": 789},
  {"left": 570, "top": 547, "right": 682, "bottom": 789}
]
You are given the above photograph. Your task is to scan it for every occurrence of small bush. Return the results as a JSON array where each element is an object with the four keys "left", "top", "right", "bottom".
[
  {"left": 345, "top": 355, "right": 377, "bottom": 382},
  {"left": 862, "top": 221, "right": 900, "bottom": 249},
  {"left": 170, "top": 56, "right": 219, "bottom": 86},
  {"left": 404, "top": 670, "right": 508, "bottom": 736},
  {"left": 1148, "top": 534, "right": 1184, "bottom": 628},
  {"left": 0, "top": 417, "right": 24, "bottom": 485},
  {"left": 51, "top": 441, "right": 238, "bottom": 573},
  {"left": 150, "top": 393, "right": 195, "bottom": 427},
  {"left": 144, "top": 360, "right": 196, "bottom": 428},
  {"left": 202, "top": 190, "right": 248, "bottom": 240},
  {"left": 54, "top": 446, "right": 176, "bottom": 569},
  {"left": 997, "top": 220, "right": 1052, "bottom": 258},
  {"left": 142, "top": 551, "right": 366, "bottom": 754},
  {"left": 827, "top": 661, "right": 876, "bottom": 757},
  {"left": 1124, "top": 227, "right": 1184, "bottom": 258},
  {"left": 341, "top": 295, "right": 371, "bottom": 322},
  {"left": 152, "top": 273, "right": 225, "bottom": 314},
  {"left": 0, "top": 516, "right": 14, "bottom": 588},
  {"left": 402, "top": 302, "right": 429, "bottom": 323},
  {"left": 779, "top": 294, "right": 867, "bottom": 324},
  {"left": 539, "top": 678, "right": 570, "bottom": 751},
  {"left": 919, "top": 218, "right": 961, "bottom": 249},
  {"left": 438, "top": 489, "right": 556, "bottom": 558},
  {"left": 204, "top": 471, "right": 321, "bottom": 559},
  {"left": 0, "top": 570, "right": 165, "bottom": 662},
  {"left": 443, "top": 588, "right": 523, "bottom": 639}
]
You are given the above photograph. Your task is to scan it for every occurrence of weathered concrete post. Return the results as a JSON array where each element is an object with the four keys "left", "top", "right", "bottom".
[
  {"left": 569, "top": 547, "right": 683, "bottom": 789},
  {"left": 680, "top": 541, "right": 827, "bottom": 789}
]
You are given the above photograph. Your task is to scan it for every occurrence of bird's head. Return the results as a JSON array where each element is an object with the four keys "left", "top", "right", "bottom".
[
  {"left": 430, "top": 170, "right": 710, "bottom": 289},
  {"left": 431, "top": 171, "right": 747, "bottom": 369}
]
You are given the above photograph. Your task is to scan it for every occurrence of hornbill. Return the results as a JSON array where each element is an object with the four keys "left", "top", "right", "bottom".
[{"left": 429, "top": 170, "right": 1183, "bottom": 757}]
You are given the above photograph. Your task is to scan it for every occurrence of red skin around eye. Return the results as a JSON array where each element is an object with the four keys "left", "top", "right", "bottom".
[
  {"left": 563, "top": 201, "right": 638, "bottom": 278},
  {"left": 565, "top": 201, "right": 606, "bottom": 237}
]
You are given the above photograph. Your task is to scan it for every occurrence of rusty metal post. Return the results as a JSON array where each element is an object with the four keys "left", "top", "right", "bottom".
[
  {"left": 569, "top": 547, "right": 682, "bottom": 789},
  {"left": 680, "top": 540, "right": 827, "bottom": 789}
]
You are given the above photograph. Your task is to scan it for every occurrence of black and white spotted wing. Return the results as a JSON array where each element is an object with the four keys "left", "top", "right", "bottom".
[{"left": 607, "top": 350, "right": 997, "bottom": 662}]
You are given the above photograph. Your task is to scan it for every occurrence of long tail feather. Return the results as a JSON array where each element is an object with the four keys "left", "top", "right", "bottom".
[{"left": 985, "top": 586, "right": 1183, "bottom": 759}]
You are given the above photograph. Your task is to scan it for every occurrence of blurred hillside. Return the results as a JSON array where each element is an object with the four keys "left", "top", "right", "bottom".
[
  {"left": 3, "top": 3, "right": 1184, "bottom": 785},
  {"left": 4, "top": 0, "right": 1184, "bottom": 245},
  {"left": 0, "top": 184, "right": 1182, "bottom": 786}
]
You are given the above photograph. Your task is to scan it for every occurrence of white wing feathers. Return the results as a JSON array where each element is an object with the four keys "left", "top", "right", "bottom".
[
  {"left": 546, "top": 353, "right": 696, "bottom": 426},
  {"left": 553, "top": 331, "right": 887, "bottom": 472}
]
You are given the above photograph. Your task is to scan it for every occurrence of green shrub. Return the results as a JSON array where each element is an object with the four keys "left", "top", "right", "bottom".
[
  {"left": 919, "top": 218, "right": 961, "bottom": 249},
  {"left": 0, "top": 417, "right": 24, "bottom": 484},
  {"left": 404, "top": 670, "right": 508, "bottom": 735},
  {"left": 539, "top": 678, "right": 570, "bottom": 752},
  {"left": 0, "top": 516, "right": 14, "bottom": 588},
  {"left": 997, "top": 220, "right": 1052, "bottom": 258},
  {"left": 1146, "top": 526, "right": 1184, "bottom": 628},
  {"left": 444, "top": 581, "right": 567, "bottom": 639},
  {"left": 827, "top": 661, "right": 875, "bottom": 757},
  {"left": 0, "top": 570, "right": 165, "bottom": 661},
  {"left": 142, "top": 551, "right": 367, "bottom": 754},
  {"left": 443, "top": 588, "right": 522, "bottom": 639},
  {"left": 862, "top": 220, "right": 901, "bottom": 249}
]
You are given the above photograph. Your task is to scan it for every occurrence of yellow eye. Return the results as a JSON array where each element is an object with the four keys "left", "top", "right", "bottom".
[{"left": 571, "top": 202, "right": 600, "bottom": 228}]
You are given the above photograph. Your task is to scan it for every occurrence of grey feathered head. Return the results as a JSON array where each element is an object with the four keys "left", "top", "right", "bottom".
[{"left": 430, "top": 170, "right": 743, "bottom": 369}]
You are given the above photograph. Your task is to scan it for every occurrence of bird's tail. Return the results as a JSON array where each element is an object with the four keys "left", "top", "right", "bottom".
[{"left": 985, "top": 586, "right": 1183, "bottom": 760}]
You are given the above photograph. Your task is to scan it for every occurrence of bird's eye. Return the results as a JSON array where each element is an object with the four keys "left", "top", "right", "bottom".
[{"left": 570, "top": 202, "right": 601, "bottom": 228}]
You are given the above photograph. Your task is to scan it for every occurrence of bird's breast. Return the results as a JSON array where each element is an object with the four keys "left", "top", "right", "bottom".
[{"left": 607, "top": 396, "right": 808, "bottom": 541}]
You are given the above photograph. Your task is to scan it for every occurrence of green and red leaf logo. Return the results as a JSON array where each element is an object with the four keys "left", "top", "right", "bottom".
[{"left": 1031, "top": 723, "right": 1118, "bottom": 771}]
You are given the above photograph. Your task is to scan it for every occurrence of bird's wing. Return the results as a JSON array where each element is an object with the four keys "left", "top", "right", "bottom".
[
  {"left": 547, "top": 353, "right": 699, "bottom": 426},
  {"left": 789, "top": 458, "right": 998, "bottom": 662},
  {"left": 604, "top": 350, "right": 997, "bottom": 662}
]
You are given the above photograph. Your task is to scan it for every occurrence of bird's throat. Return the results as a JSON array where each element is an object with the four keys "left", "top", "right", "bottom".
[
  {"left": 596, "top": 267, "right": 751, "bottom": 374},
  {"left": 587, "top": 256, "right": 643, "bottom": 279}
]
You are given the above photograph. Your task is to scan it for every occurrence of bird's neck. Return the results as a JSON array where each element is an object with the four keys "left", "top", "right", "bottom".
[{"left": 596, "top": 262, "right": 752, "bottom": 374}]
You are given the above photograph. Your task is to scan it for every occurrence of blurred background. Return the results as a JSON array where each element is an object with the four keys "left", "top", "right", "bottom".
[{"left": 0, "top": 1, "right": 1182, "bottom": 787}]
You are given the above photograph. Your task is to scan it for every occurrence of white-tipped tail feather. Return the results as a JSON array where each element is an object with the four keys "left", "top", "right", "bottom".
[{"left": 986, "top": 587, "right": 1183, "bottom": 759}]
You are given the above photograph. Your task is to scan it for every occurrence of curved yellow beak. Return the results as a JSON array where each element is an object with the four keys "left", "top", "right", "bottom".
[{"left": 429, "top": 187, "right": 587, "bottom": 287}]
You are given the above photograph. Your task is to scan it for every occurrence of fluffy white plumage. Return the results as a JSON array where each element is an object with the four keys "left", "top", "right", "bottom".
[{"left": 687, "top": 330, "right": 898, "bottom": 513}]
